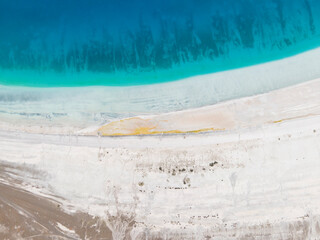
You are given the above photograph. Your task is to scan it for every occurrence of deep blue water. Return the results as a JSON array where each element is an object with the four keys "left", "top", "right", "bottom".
[{"left": 0, "top": 0, "right": 320, "bottom": 86}]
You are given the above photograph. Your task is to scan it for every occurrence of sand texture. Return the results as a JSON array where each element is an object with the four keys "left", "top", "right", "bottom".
[{"left": 1, "top": 77, "right": 320, "bottom": 239}]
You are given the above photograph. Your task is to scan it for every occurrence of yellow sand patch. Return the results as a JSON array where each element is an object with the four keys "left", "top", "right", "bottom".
[
  {"left": 97, "top": 117, "right": 224, "bottom": 136},
  {"left": 272, "top": 114, "right": 316, "bottom": 124},
  {"left": 132, "top": 126, "right": 157, "bottom": 135},
  {"left": 273, "top": 119, "right": 283, "bottom": 123},
  {"left": 98, "top": 127, "right": 224, "bottom": 136}
]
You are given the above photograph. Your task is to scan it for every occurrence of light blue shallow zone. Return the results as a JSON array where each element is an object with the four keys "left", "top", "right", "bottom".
[{"left": 0, "top": 0, "right": 320, "bottom": 87}]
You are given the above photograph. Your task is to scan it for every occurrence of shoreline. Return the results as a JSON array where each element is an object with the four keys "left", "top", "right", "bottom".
[
  {"left": 0, "top": 76, "right": 319, "bottom": 137},
  {"left": 1, "top": 47, "right": 320, "bottom": 135},
  {"left": 96, "top": 78, "right": 320, "bottom": 136}
]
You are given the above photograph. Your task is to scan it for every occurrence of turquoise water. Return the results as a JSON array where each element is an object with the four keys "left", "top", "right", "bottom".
[{"left": 0, "top": 0, "right": 320, "bottom": 87}]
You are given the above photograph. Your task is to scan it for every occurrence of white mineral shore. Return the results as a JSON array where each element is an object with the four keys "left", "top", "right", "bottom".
[
  {"left": 95, "top": 78, "right": 320, "bottom": 135},
  {"left": 0, "top": 78, "right": 320, "bottom": 239}
]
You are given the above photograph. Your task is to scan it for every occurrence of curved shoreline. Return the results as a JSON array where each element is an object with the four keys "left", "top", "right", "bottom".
[
  {"left": 1, "top": 47, "right": 320, "bottom": 136},
  {"left": 95, "top": 78, "right": 320, "bottom": 136},
  {"left": 0, "top": 77, "right": 319, "bottom": 137}
]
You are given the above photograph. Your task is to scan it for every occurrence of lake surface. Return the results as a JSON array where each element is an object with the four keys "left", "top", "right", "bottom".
[{"left": 0, "top": 0, "right": 320, "bottom": 87}]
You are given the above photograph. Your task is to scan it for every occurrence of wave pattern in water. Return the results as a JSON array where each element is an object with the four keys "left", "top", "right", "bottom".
[{"left": 0, "top": 0, "right": 320, "bottom": 86}]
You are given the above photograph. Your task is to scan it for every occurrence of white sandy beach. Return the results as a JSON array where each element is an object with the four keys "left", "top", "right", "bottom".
[
  {"left": 1, "top": 72, "right": 320, "bottom": 239},
  {"left": 1, "top": 113, "right": 320, "bottom": 239}
]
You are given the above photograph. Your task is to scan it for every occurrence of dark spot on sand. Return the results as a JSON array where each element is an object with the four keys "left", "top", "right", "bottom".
[
  {"left": 183, "top": 177, "right": 190, "bottom": 185},
  {"left": 209, "top": 161, "right": 218, "bottom": 167}
]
